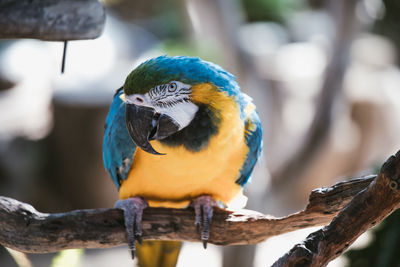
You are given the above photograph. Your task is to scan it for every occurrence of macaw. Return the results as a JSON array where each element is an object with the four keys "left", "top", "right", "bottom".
[{"left": 103, "top": 55, "right": 262, "bottom": 267}]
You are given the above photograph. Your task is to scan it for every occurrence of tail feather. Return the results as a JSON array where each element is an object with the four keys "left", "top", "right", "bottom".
[{"left": 136, "top": 240, "right": 182, "bottom": 267}]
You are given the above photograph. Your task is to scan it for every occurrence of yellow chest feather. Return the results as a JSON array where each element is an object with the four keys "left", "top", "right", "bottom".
[{"left": 119, "top": 84, "right": 248, "bottom": 208}]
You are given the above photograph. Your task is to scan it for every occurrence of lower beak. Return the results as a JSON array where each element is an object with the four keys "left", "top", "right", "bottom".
[{"left": 125, "top": 104, "right": 179, "bottom": 155}]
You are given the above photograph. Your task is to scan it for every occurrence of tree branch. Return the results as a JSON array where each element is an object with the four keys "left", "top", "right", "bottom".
[
  {"left": 3, "top": 149, "right": 399, "bottom": 267},
  {"left": 273, "top": 151, "right": 400, "bottom": 266},
  {"left": 0, "top": 175, "right": 374, "bottom": 254}
]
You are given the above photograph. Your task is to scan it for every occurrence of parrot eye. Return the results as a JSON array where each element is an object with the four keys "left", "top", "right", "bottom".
[
  {"left": 168, "top": 82, "right": 177, "bottom": 92},
  {"left": 147, "top": 81, "right": 192, "bottom": 107}
]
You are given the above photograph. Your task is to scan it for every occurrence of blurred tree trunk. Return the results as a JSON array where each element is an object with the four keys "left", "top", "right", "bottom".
[
  {"left": 183, "top": 0, "right": 244, "bottom": 77},
  {"left": 272, "top": 0, "right": 360, "bottom": 187},
  {"left": 45, "top": 99, "right": 118, "bottom": 211},
  {"left": 269, "top": 0, "right": 362, "bottom": 213}
]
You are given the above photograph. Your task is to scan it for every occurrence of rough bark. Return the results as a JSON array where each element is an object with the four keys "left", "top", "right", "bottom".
[
  {"left": 273, "top": 151, "right": 400, "bottom": 266},
  {"left": 0, "top": 175, "right": 374, "bottom": 254},
  {"left": 2, "top": 150, "right": 400, "bottom": 267},
  {"left": 0, "top": 0, "right": 105, "bottom": 41}
]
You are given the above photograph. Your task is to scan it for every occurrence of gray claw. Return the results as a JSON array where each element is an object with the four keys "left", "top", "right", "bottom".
[
  {"left": 203, "top": 239, "right": 208, "bottom": 249},
  {"left": 115, "top": 197, "right": 148, "bottom": 259},
  {"left": 195, "top": 222, "right": 201, "bottom": 234},
  {"left": 192, "top": 195, "right": 217, "bottom": 249},
  {"left": 135, "top": 235, "right": 143, "bottom": 245}
]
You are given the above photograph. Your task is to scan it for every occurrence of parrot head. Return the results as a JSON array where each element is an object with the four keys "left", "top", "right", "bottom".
[
  {"left": 122, "top": 55, "right": 240, "bottom": 155},
  {"left": 121, "top": 55, "right": 240, "bottom": 155},
  {"left": 124, "top": 80, "right": 198, "bottom": 155}
]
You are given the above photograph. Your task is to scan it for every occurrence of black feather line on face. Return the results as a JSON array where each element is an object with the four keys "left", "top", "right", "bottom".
[
  {"left": 114, "top": 86, "right": 124, "bottom": 98},
  {"left": 153, "top": 97, "right": 191, "bottom": 108},
  {"left": 178, "top": 88, "right": 191, "bottom": 93},
  {"left": 115, "top": 167, "right": 123, "bottom": 186},
  {"left": 147, "top": 81, "right": 192, "bottom": 109}
]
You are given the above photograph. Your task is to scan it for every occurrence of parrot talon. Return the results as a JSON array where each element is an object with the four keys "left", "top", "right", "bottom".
[
  {"left": 203, "top": 239, "right": 208, "bottom": 249},
  {"left": 195, "top": 222, "right": 200, "bottom": 234},
  {"left": 135, "top": 235, "right": 143, "bottom": 245},
  {"left": 130, "top": 249, "right": 135, "bottom": 260},
  {"left": 192, "top": 195, "right": 217, "bottom": 249},
  {"left": 115, "top": 197, "right": 148, "bottom": 259}
]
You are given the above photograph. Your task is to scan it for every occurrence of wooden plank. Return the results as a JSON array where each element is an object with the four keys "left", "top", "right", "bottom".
[{"left": 0, "top": 0, "right": 105, "bottom": 41}]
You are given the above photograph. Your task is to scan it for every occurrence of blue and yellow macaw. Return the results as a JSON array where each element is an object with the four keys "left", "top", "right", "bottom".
[{"left": 103, "top": 55, "right": 262, "bottom": 267}]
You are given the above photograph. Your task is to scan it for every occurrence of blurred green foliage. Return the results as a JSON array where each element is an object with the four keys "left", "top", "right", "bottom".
[
  {"left": 241, "top": 0, "right": 304, "bottom": 22},
  {"left": 105, "top": 0, "right": 185, "bottom": 39},
  {"left": 346, "top": 165, "right": 399, "bottom": 267},
  {"left": 374, "top": 0, "right": 400, "bottom": 63},
  {"left": 156, "top": 39, "right": 223, "bottom": 63},
  {"left": 346, "top": 209, "right": 400, "bottom": 267}
]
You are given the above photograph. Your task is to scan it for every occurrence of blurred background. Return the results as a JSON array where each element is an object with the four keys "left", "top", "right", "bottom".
[{"left": 1, "top": 0, "right": 400, "bottom": 266}]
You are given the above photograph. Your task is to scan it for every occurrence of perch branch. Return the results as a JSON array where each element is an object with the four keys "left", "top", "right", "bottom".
[
  {"left": 273, "top": 151, "right": 400, "bottom": 267},
  {"left": 0, "top": 0, "right": 105, "bottom": 41},
  {"left": 0, "top": 176, "right": 375, "bottom": 254}
]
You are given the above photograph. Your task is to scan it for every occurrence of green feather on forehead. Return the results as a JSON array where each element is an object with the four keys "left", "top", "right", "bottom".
[
  {"left": 123, "top": 55, "right": 240, "bottom": 96},
  {"left": 123, "top": 59, "right": 174, "bottom": 95}
]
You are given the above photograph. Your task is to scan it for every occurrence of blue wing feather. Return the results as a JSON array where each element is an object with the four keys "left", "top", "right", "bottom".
[
  {"left": 236, "top": 95, "right": 263, "bottom": 186},
  {"left": 103, "top": 88, "right": 136, "bottom": 189}
]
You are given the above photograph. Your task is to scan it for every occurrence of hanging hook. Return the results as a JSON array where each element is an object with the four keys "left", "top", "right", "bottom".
[{"left": 61, "top": 40, "right": 68, "bottom": 74}]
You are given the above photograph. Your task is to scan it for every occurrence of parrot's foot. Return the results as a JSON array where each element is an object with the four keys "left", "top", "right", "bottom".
[
  {"left": 192, "top": 195, "right": 217, "bottom": 249},
  {"left": 115, "top": 197, "right": 148, "bottom": 259}
]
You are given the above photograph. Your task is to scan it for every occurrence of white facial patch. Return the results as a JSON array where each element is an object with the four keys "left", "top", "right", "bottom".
[
  {"left": 126, "top": 81, "right": 198, "bottom": 130},
  {"left": 155, "top": 100, "right": 198, "bottom": 131}
]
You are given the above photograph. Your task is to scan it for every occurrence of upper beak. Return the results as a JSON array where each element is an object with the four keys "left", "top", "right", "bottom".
[{"left": 125, "top": 104, "right": 180, "bottom": 155}]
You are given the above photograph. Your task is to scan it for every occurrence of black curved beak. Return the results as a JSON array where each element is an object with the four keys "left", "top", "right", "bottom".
[{"left": 125, "top": 104, "right": 180, "bottom": 155}]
